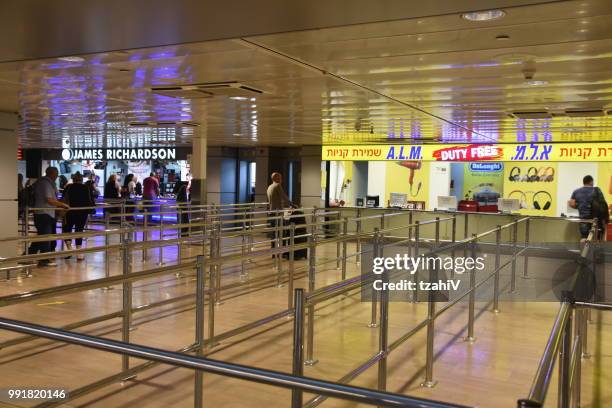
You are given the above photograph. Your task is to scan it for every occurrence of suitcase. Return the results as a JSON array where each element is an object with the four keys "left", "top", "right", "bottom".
[{"left": 283, "top": 210, "right": 308, "bottom": 260}]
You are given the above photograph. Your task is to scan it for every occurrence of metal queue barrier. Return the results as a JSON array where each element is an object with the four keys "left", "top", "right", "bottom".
[
  {"left": 518, "top": 220, "right": 610, "bottom": 408},
  {"left": 0, "top": 208, "right": 468, "bottom": 407},
  {"left": 2, "top": 205, "right": 597, "bottom": 407}
]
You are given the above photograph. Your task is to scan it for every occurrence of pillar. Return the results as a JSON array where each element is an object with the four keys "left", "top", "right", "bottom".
[
  {"left": 300, "top": 146, "right": 324, "bottom": 208},
  {"left": 190, "top": 136, "right": 207, "bottom": 205},
  {"left": 0, "top": 112, "right": 18, "bottom": 258}
]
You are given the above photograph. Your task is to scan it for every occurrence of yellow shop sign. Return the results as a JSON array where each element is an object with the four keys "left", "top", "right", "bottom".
[{"left": 322, "top": 143, "right": 612, "bottom": 162}]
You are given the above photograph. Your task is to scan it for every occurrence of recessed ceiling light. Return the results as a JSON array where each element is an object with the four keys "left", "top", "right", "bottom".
[
  {"left": 526, "top": 80, "right": 548, "bottom": 86},
  {"left": 230, "top": 96, "right": 248, "bottom": 101},
  {"left": 461, "top": 9, "right": 506, "bottom": 21},
  {"left": 57, "top": 56, "right": 85, "bottom": 63},
  {"left": 577, "top": 28, "right": 588, "bottom": 33}
]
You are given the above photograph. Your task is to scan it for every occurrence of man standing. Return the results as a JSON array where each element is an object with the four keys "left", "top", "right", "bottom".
[
  {"left": 568, "top": 175, "right": 609, "bottom": 242},
  {"left": 266, "top": 172, "right": 292, "bottom": 253},
  {"left": 28, "top": 167, "right": 70, "bottom": 266},
  {"left": 266, "top": 172, "right": 291, "bottom": 211}
]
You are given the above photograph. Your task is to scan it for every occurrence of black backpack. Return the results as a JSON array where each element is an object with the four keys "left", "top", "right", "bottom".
[
  {"left": 591, "top": 187, "right": 609, "bottom": 224},
  {"left": 24, "top": 184, "right": 36, "bottom": 207}
]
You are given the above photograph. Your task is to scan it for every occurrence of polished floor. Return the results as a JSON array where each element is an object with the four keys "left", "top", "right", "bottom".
[{"left": 0, "top": 229, "right": 610, "bottom": 408}]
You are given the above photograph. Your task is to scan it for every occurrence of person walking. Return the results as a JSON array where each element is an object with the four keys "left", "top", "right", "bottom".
[
  {"left": 568, "top": 175, "right": 609, "bottom": 242},
  {"left": 85, "top": 173, "right": 100, "bottom": 198},
  {"left": 122, "top": 174, "right": 137, "bottom": 223},
  {"left": 28, "top": 167, "right": 70, "bottom": 267},
  {"left": 62, "top": 172, "right": 95, "bottom": 260}
]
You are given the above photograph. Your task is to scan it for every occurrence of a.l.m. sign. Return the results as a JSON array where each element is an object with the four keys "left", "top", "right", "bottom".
[{"left": 61, "top": 147, "right": 176, "bottom": 161}]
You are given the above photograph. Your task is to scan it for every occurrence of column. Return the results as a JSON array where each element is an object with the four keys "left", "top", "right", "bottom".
[
  {"left": 0, "top": 112, "right": 18, "bottom": 258},
  {"left": 190, "top": 136, "right": 207, "bottom": 205},
  {"left": 300, "top": 146, "right": 324, "bottom": 208}
]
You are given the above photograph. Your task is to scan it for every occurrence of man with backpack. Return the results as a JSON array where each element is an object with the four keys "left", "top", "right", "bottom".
[
  {"left": 27, "top": 167, "right": 70, "bottom": 267},
  {"left": 568, "top": 175, "right": 609, "bottom": 243}
]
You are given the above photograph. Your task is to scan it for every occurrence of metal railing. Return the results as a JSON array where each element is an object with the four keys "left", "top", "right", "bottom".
[
  {"left": 3, "top": 204, "right": 592, "bottom": 407},
  {"left": 0, "top": 316, "right": 466, "bottom": 408},
  {"left": 517, "top": 220, "right": 609, "bottom": 408}
]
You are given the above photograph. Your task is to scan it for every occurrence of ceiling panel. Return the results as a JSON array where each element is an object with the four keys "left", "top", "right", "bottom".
[{"left": 0, "top": 0, "right": 611, "bottom": 148}]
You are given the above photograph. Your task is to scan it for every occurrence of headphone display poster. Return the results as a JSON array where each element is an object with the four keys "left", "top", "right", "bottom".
[
  {"left": 385, "top": 161, "right": 429, "bottom": 207},
  {"left": 462, "top": 162, "right": 504, "bottom": 202},
  {"left": 503, "top": 162, "right": 558, "bottom": 216}
]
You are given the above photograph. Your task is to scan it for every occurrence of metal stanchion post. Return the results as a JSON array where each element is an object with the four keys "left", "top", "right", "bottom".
[
  {"left": 102, "top": 214, "right": 113, "bottom": 291},
  {"left": 288, "top": 224, "right": 295, "bottom": 311},
  {"left": 356, "top": 208, "right": 362, "bottom": 265},
  {"left": 304, "top": 230, "right": 318, "bottom": 366},
  {"left": 121, "top": 233, "right": 135, "bottom": 380},
  {"left": 214, "top": 222, "right": 222, "bottom": 305},
  {"left": 194, "top": 255, "right": 205, "bottom": 408},
  {"left": 368, "top": 229, "right": 380, "bottom": 328},
  {"left": 377, "top": 234, "right": 389, "bottom": 391},
  {"left": 276, "top": 212, "right": 284, "bottom": 287},
  {"left": 493, "top": 225, "right": 501, "bottom": 313},
  {"left": 421, "top": 256, "right": 438, "bottom": 388},
  {"left": 463, "top": 213, "right": 469, "bottom": 259},
  {"left": 523, "top": 218, "right": 530, "bottom": 277},
  {"left": 240, "top": 219, "right": 248, "bottom": 281},
  {"left": 464, "top": 234, "right": 477, "bottom": 343},
  {"left": 558, "top": 305, "right": 572, "bottom": 408},
  {"left": 341, "top": 217, "right": 348, "bottom": 280},
  {"left": 450, "top": 215, "right": 457, "bottom": 278},
  {"left": 434, "top": 217, "right": 440, "bottom": 249},
  {"left": 413, "top": 221, "right": 420, "bottom": 303},
  {"left": 511, "top": 220, "right": 518, "bottom": 293},
  {"left": 408, "top": 211, "right": 413, "bottom": 258},
  {"left": 23, "top": 206, "right": 29, "bottom": 255},
  {"left": 142, "top": 215, "right": 148, "bottom": 262},
  {"left": 581, "top": 306, "right": 590, "bottom": 358},
  {"left": 291, "top": 289, "right": 305, "bottom": 408},
  {"left": 158, "top": 212, "right": 165, "bottom": 266},
  {"left": 336, "top": 212, "right": 341, "bottom": 270},
  {"left": 208, "top": 258, "right": 217, "bottom": 347},
  {"left": 574, "top": 309, "right": 583, "bottom": 408}
]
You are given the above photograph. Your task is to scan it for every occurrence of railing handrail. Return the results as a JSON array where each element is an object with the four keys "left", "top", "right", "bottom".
[{"left": 0, "top": 317, "right": 467, "bottom": 408}]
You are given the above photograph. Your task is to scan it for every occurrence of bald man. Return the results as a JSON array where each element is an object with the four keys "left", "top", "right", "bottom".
[{"left": 267, "top": 172, "right": 291, "bottom": 211}]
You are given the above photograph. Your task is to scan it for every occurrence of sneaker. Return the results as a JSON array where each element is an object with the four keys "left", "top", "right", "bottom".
[
  {"left": 76, "top": 245, "right": 84, "bottom": 261},
  {"left": 37, "top": 260, "right": 49, "bottom": 267},
  {"left": 46, "top": 261, "right": 58, "bottom": 267}
]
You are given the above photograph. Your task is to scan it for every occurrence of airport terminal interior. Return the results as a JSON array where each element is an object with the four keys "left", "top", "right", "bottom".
[{"left": 0, "top": 1, "right": 612, "bottom": 407}]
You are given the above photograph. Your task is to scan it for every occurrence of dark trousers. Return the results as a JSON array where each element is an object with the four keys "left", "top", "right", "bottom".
[
  {"left": 179, "top": 209, "right": 190, "bottom": 237},
  {"left": 63, "top": 213, "right": 89, "bottom": 246},
  {"left": 29, "top": 214, "right": 57, "bottom": 255}
]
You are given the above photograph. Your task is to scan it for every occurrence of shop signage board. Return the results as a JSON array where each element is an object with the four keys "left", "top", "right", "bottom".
[
  {"left": 61, "top": 147, "right": 176, "bottom": 161},
  {"left": 322, "top": 142, "right": 612, "bottom": 162}
]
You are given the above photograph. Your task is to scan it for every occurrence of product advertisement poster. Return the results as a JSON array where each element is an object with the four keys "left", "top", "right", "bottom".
[
  {"left": 503, "top": 162, "right": 558, "bottom": 216},
  {"left": 462, "top": 162, "right": 503, "bottom": 203},
  {"left": 385, "top": 161, "right": 429, "bottom": 207}
]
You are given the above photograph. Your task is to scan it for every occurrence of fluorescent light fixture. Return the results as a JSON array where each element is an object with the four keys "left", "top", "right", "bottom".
[
  {"left": 461, "top": 9, "right": 506, "bottom": 21},
  {"left": 526, "top": 80, "right": 548, "bottom": 86},
  {"left": 57, "top": 56, "right": 85, "bottom": 63},
  {"left": 229, "top": 96, "right": 248, "bottom": 100}
]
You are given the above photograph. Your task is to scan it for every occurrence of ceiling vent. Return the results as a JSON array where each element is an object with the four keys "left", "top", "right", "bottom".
[
  {"left": 151, "top": 82, "right": 263, "bottom": 99},
  {"left": 508, "top": 110, "right": 552, "bottom": 119},
  {"left": 195, "top": 81, "right": 264, "bottom": 97},
  {"left": 151, "top": 86, "right": 213, "bottom": 99},
  {"left": 564, "top": 108, "right": 605, "bottom": 117}
]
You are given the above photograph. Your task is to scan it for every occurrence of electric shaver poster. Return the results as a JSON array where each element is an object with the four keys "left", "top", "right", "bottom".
[{"left": 503, "top": 162, "right": 558, "bottom": 216}]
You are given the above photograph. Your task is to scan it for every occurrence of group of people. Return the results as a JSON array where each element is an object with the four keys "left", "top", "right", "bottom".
[{"left": 20, "top": 167, "right": 191, "bottom": 267}]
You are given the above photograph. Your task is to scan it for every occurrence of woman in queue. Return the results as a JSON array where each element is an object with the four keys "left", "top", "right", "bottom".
[
  {"left": 104, "top": 174, "right": 122, "bottom": 222},
  {"left": 62, "top": 172, "right": 96, "bottom": 260}
]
